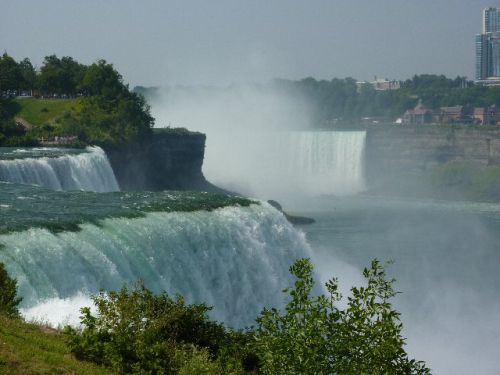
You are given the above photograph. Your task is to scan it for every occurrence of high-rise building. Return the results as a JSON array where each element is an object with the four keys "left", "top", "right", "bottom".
[
  {"left": 476, "top": 7, "right": 500, "bottom": 85},
  {"left": 484, "top": 7, "right": 500, "bottom": 33}
]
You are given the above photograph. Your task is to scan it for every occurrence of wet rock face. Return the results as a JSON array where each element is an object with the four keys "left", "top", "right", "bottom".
[
  {"left": 365, "top": 125, "right": 500, "bottom": 185},
  {"left": 104, "top": 133, "right": 220, "bottom": 192}
]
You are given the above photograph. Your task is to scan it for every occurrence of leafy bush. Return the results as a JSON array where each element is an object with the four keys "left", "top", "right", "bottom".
[
  {"left": 0, "top": 262, "right": 22, "bottom": 317},
  {"left": 64, "top": 282, "right": 251, "bottom": 374},
  {"left": 254, "top": 258, "right": 430, "bottom": 375},
  {"left": 66, "top": 260, "right": 429, "bottom": 374}
]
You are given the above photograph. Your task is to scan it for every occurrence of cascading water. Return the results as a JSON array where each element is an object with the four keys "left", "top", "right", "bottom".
[
  {"left": 288, "top": 131, "right": 366, "bottom": 196},
  {"left": 0, "top": 201, "right": 312, "bottom": 328},
  {"left": 201, "top": 130, "right": 367, "bottom": 201},
  {"left": 0, "top": 146, "right": 119, "bottom": 192}
]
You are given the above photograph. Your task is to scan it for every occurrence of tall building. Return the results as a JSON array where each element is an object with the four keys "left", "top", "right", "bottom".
[
  {"left": 484, "top": 7, "right": 500, "bottom": 33},
  {"left": 476, "top": 7, "right": 500, "bottom": 85}
]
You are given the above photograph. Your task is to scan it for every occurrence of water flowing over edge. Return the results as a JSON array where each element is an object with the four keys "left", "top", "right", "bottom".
[
  {"left": 202, "top": 130, "right": 367, "bottom": 200},
  {"left": 0, "top": 203, "right": 313, "bottom": 328},
  {"left": 287, "top": 131, "right": 366, "bottom": 196},
  {"left": 0, "top": 146, "right": 119, "bottom": 192}
]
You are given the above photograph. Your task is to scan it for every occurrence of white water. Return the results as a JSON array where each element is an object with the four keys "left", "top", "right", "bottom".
[
  {"left": 0, "top": 203, "right": 313, "bottom": 327},
  {"left": 287, "top": 131, "right": 366, "bottom": 196},
  {"left": 201, "top": 130, "right": 367, "bottom": 201},
  {"left": 0, "top": 146, "right": 119, "bottom": 192}
]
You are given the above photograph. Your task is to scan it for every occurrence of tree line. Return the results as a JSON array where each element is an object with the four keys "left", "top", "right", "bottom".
[
  {"left": 271, "top": 75, "right": 500, "bottom": 125},
  {"left": 0, "top": 53, "right": 103, "bottom": 97},
  {"left": 0, "top": 53, "right": 154, "bottom": 146}
]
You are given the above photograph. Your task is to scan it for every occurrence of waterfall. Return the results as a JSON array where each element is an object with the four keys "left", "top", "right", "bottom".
[
  {"left": 288, "top": 131, "right": 366, "bottom": 196},
  {"left": 0, "top": 146, "right": 119, "bottom": 192},
  {"left": 201, "top": 130, "right": 366, "bottom": 201},
  {"left": 0, "top": 203, "right": 312, "bottom": 328}
]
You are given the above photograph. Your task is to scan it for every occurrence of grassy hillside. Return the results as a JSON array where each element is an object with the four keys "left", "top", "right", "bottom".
[
  {"left": 13, "top": 98, "right": 80, "bottom": 126},
  {"left": 0, "top": 316, "right": 113, "bottom": 375}
]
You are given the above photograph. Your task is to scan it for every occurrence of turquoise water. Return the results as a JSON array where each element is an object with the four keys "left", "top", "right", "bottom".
[
  {"left": 0, "top": 182, "right": 310, "bottom": 328},
  {"left": 0, "top": 146, "right": 119, "bottom": 192},
  {"left": 0, "top": 147, "right": 85, "bottom": 160},
  {"left": 0, "top": 182, "right": 253, "bottom": 234}
]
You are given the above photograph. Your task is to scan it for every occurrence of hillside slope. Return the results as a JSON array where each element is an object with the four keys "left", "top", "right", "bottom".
[{"left": 0, "top": 316, "right": 113, "bottom": 375}]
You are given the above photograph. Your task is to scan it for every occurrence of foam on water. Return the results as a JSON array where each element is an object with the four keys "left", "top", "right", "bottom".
[
  {"left": 1, "top": 203, "right": 312, "bottom": 327},
  {"left": 0, "top": 146, "right": 119, "bottom": 192}
]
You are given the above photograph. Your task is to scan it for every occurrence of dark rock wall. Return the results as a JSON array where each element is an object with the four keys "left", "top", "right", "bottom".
[
  {"left": 365, "top": 125, "right": 500, "bottom": 184},
  {"left": 104, "top": 133, "right": 221, "bottom": 192}
]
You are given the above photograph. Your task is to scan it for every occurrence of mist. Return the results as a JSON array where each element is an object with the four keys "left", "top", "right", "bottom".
[
  {"left": 150, "top": 84, "right": 309, "bottom": 202},
  {"left": 303, "top": 197, "right": 500, "bottom": 375},
  {"left": 150, "top": 84, "right": 368, "bottom": 206}
]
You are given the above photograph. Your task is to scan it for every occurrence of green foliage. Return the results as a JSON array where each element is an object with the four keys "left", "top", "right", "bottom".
[
  {"left": 81, "top": 60, "right": 127, "bottom": 98},
  {"left": 64, "top": 282, "right": 251, "bottom": 374},
  {"left": 0, "top": 315, "right": 113, "bottom": 374},
  {"left": 0, "top": 54, "right": 154, "bottom": 146},
  {"left": 0, "top": 53, "right": 23, "bottom": 92},
  {"left": 38, "top": 55, "right": 86, "bottom": 96},
  {"left": 13, "top": 98, "right": 78, "bottom": 126},
  {"left": 0, "top": 262, "right": 22, "bottom": 318},
  {"left": 18, "top": 57, "right": 36, "bottom": 91},
  {"left": 255, "top": 258, "right": 430, "bottom": 375},
  {"left": 62, "top": 258, "right": 430, "bottom": 374},
  {"left": 273, "top": 74, "right": 500, "bottom": 125}
]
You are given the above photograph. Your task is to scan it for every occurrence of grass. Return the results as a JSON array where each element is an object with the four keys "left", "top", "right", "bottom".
[
  {"left": 13, "top": 98, "right": 80, "bottom": 126},
  {"left": 0, "top": 315, "right": 113, "bottom": 374}
]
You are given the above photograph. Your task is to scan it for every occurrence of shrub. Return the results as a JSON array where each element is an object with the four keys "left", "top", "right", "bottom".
[
  {"left": 64, "top": 282, "right": 249, "bottom": 374},
  {"left": 0, "top": 262, "right": 22, "bottom": 317},
  {"left": 254, "top": 258, "right": 430, "bottom": 375}
]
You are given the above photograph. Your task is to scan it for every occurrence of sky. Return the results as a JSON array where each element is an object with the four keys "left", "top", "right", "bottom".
[{"left": 1, "top": 0, "right": 498, "bottom": 87}]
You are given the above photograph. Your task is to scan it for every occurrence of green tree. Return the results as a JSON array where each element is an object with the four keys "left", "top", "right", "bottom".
[
  {"left": 0, "top": 262, "right": 22, "bottom": 318},
  {"left": 80, "top": 60, "right": 126, "bottom": 98},
  {"left": 0, "top": 53, "right": 22, "bottom": 93},
  {"left": 38, "top": 55, "right": 86, "bottom": 96},
  {"left": 18, "top": 57, "right": 36, "bottom": 91},
  {"left": 255, "top": 258, "right": 430, "bottom": 375}
]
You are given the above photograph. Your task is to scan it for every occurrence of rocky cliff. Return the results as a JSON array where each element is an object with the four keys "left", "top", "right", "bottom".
[
  {"left": 365, "top": 125, "right": 500, "bottom": 184},
  {"left": 104, "top": 131, "right": 221, "bottom": 192}
]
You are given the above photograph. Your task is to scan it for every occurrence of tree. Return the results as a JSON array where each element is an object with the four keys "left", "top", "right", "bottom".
[
  {"left": 255, "top": 258, "right": 430, "bottom": 375},
  {"left": 38, "top": 55, "right": 86, "bottom": 96},
  {"left": 0, "top": 262, "right": 22, "bottom": 317},
  {"left": 80, "top": 59, "right": 126, "bottom": 98},
  {"left": 0, "top": 53, "right": 22, "bottom": 94},
  {"left": 18, "top": 57, "right": 36, "bottom": 91}
]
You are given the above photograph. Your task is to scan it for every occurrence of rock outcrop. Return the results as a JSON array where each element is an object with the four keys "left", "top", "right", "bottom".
[{"left": 104, "top": 132, "right": 222, "bottom": 192}]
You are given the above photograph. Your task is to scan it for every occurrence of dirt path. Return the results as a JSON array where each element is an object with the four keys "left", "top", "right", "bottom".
[{"left": 14, "top": 117, "right": 34, "bottom": 130}]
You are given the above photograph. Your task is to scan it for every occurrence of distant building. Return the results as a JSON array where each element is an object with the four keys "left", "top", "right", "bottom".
[
  {"left": 439, "top": 106, "right": 465, "bottom": 124},
  {"left": 473, "top": 105, "right": 500, "bottom": 125},
  {"left": 372, "top": 78, "right": 401, "bottom": 91},
  {"left": 476, "top": 7, "right": 500, "bottom": 85},
  {"left": 403, "top": 101, "right": 433, "bottom": 125},
  {"left": 402, "top": 102, "right": 484, "bottom": 125},
  {"left": 356, "top": 77, "right": 400, "bottom": 91}
]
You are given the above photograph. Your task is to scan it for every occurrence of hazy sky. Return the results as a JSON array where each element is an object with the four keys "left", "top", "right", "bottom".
[{"left": 1, "top": 0, "right": 497, "bottom": 86}]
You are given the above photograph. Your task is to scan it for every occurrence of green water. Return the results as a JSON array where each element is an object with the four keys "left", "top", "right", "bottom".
[
  {"left": 0, "top": 147, "right": 86, "bottom": 160},
  {"left": 0, "top": 182, "right": 254, "bottom": 234}
]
